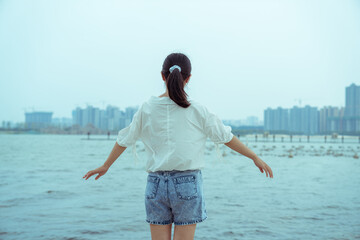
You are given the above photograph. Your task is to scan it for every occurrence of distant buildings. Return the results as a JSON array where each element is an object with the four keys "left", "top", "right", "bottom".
[
  {"left": 325, "top": 83, "right": 359, "bottom": 134},
  {"left": 264, "top": 83, "right": 360, "bottom": 135},
  {"left": 52, "top": 117, "right": 72, "bottom": 128},
  {"left": 245, "top": 116, "right": 262, "bottom": 126},
  {"left": 21, "top": 104, "right": 139, "bottom": 131},
  {"left": 264, "top": 105, "right": 319, "bottom": 135},
  {"left": 13, "top": 83, "right": 359, "bottom": 135},
  {"left": 71, "top": 105, "right": 139, "bottom": 131},
  {"left": 25, "top": 112, "right": 53, "bottom": 129},
  {"left": 1, "top": 121, "right": 23, "bottom": 129},
  {"left": 224, "top": 116, "right": 262, "bottom": 127}
]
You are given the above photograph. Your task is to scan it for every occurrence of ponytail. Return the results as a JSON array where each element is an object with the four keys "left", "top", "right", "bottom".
[
  {"left": 166, "top": 68, "right": 190, "bottom": 108},
  {"left": 161, "top": 53, "right": 192, "bottom": 108}
]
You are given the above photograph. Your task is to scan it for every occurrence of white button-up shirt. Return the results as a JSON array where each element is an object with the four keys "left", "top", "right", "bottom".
[{"left": 116, "top": 95, "right": 234, "bottom": 172}]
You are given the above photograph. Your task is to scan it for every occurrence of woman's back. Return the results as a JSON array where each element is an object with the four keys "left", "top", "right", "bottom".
[{"left": 117, "top": 95, "right": 234, "bottom": 172}]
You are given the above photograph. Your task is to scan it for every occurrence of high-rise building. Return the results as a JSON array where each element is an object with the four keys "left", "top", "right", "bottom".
[
  {"left": 289, "top": 106, "right": 302, "bottom": 133},
  {"left": 125, "top": 106, "right": 138, "bottom": 126},
  {"left": 72, "top": 107, "right": 82, "bottom": 126},
  {"left": 343, "top": 83, "right": 360, "bottom": 133},
  {"left": 304, "top": 105, "right": 319, "bottom": 135},
  {"left": 81, "top": 106, "right": 100, "bottom": 128},
  {"left": 319, "top": 106, "right": 344, "bottom": 134},
  {"left": 25, "top": 112, "right": 53, "bottom": 129},
  {"left": 345, "top": 83, "right": 360, "bottom": 117},
  {"left": 289, "top": 105, "right": 318, "bottom": 134},
  {"left": 105, "top": 105, "right": 124, "bottom": 131},
  {"left": 99, "top": 109, "right": 108, "bottom": 130},
  {"left": 264, "top": 107, "right": 289, "bottom": 132}
]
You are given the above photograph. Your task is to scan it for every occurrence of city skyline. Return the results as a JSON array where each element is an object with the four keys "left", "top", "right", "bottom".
[
  {"left": 1, "top": 1, "right": 359, "bottom": 123},
  {"left": 264, "top": 83, "right": 360, "bottom": 135},
  {"left": 0, "top": 81, "right": 355, "bottom": 123},
  {"left": 2, "top": 82, "right": 356, "bottom": 126}
]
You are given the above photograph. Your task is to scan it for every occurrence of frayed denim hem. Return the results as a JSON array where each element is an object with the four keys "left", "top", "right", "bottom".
[
  {"left": 146, "top": 219, "right": 173, "bottom": 225},
  {"left": 174, "top": 216, "right": 207, "bottom": 226}
]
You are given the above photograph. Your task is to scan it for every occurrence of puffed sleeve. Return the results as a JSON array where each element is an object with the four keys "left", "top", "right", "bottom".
[
  {"left": 203, "top": 106, "right": 234, "bottom": 144},
  {"left": 116, "top": 104, "right": 143, "bottom": 147}
]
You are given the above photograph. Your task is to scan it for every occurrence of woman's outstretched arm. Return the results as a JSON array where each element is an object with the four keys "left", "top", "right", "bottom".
[
  {"left": 225, "top": 136, "right": 273, "bottom": 178},
  {"left": 83, "top": 142, "right": 126, "bottom": 180},
  {"left": 103, "top": 142, "right": 127, "bottom": 168}
]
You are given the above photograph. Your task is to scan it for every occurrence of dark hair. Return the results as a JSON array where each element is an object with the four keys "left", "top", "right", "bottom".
[{"left": 161, "top": 53, "right": 192, "bottom": 108}]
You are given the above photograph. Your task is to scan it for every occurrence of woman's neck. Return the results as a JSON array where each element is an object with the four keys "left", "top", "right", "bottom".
[{"left": 158, "top": 91, "right": 169, "bottom": 97}]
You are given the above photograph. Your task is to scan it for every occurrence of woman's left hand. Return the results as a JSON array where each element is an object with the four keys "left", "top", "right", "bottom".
[
  {"left": 253, "top": 157, "right": 273, "bottom": 178},
  {"left": 83, "top": 165, "right": 109, "bottom": 180}
]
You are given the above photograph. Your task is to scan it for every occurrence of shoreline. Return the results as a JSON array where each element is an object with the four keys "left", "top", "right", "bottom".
[{"left": 0, "top": 130, "right": 359, "bottom": 138}]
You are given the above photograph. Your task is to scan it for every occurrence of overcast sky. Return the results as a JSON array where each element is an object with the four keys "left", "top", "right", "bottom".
[{"left": 0, "top": 0, "right": 359, "bottom": 123}]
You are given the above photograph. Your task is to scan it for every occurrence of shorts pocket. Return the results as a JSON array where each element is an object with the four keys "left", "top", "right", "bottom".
[
  {"left": 145, "top": 175, "right": 160, "bottom": 199},
  {"left": 172, "top": 175, "right": 198, "bottom": 200}
]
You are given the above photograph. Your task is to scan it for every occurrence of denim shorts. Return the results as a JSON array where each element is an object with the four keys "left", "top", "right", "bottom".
[{"left": 145, "top": 169, "right": 207, "bottom": 226}]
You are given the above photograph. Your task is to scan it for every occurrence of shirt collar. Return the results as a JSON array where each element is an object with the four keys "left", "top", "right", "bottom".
[
  {"left": 149, "top": 95, "right": 175, "bottom": 104},
  {"left": 149, "top": 95, "right": 194, "bottom": 105}
]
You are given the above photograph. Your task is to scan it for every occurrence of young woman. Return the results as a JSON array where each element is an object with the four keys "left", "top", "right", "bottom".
[{"left": 83, "top": 53, "right": 273, "bottom": 240}]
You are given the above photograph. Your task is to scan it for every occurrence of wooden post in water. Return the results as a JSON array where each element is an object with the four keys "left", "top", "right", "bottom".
[
  {"left": 273, "top": 134, "right": 275, "bottom": 142},
  {"left": 281, "top": 136, "right": 284, "bottom": 142},
  {"left": 324, "top": 135, "right": 327, "bottom": 143},
  {"left": 341, "top": 135, "right": 344, "bottom": 143},
  {"left": 87, "top": 131, "right": 90, "bottom": 140},
  {"left": 307, "top": 135, "right": 310, "bottom": 143},
  {"left": 255, "top": 135, "right": 258, "bottom": 142},
  {"left": 107, "top": 131, "right": 110, "bottom": 140},
  {"left": 290, "top": 134, "right": 292, "bottom": 142}
]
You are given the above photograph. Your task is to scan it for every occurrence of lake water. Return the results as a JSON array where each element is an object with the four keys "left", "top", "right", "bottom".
[{"left": 0, "top": 134, "right": 359, "bottom": 240}]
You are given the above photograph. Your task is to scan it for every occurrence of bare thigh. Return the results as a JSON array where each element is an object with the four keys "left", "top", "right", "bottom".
[
  {"left": 149, "top": 223, "right": 172, "bottom": 240},
  {"left": 173, "top": 224, "right": 197, "bottom": 240}
]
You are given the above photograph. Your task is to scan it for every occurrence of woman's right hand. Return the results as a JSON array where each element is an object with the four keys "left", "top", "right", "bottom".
[
  {"left": 253, "top": 157, "right": 273, "bottom": 178},
  {"left": 83, "top": 165, "right": 109, "bottom": 180}
]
